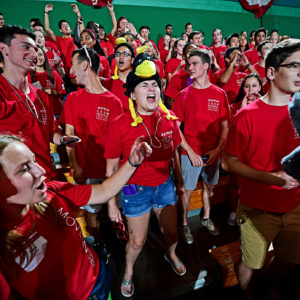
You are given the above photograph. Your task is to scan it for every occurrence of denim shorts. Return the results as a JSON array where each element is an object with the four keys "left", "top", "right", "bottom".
[
  {"left": 181, "top": 155, "right": 220, "bottom": 191},
  {"left": 120, "top": 176, "right": 177, "bottom": 217}
]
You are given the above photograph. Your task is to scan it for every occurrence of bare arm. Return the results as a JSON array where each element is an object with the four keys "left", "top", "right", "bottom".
[
  {"left": 222, "top": 152, "right": 300, "bottom": 189},
  {"left": 217, "top": 60, "right": 235, "bottom": 85},
  {"left": 107, "top": 3, "right": 117, "bottom": 37},
  {"left": 71, "top": 4, "right": 85, "bottom": 33},
  {"left": 44, "top": 4, "right": 56, "bottom": 42}
]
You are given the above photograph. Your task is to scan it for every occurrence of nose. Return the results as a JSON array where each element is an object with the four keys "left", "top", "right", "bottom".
[{"left": 31, "top": 161, "right": 46, "bottom": 178}]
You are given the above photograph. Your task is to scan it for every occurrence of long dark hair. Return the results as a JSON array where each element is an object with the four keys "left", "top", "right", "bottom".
[
  {"left": 171, "top": 38, "right": 185, "bottom": 59},
  {"left": 235, "top": 73, "right": 263, "bottom": 103},
  {"left": 81, "top": 29, "right": 106, "bottom": 57},
  {"left": 30, "top": 46, "right": 54, "bottom": 84}
]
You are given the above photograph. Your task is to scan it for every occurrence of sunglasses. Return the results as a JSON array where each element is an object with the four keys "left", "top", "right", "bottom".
[{"left": 113, "top": 220, "right": 129, "bottom": 241}]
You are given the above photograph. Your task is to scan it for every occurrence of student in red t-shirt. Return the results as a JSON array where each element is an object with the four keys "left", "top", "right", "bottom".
[
  {"left": 105, "top": 53, "right": 190, "bottom": 297},
  {"left": 79, "top": 29, "right": 111, "bottom": 79},
  {"left": 164, "top": 43, "right": 197, "bottom": 108},
  {"left": 239, "top": 34, "right": 250, "bottom": 53},
  {"left": 30, "top": 46, "right": 66, "bottom": 116},
  {"left": 44, "top": 4, "right": 77, "bottom": 76},
  {"left": 137, "top": 25, "right": 159, "bottom": 56},
  {"left": 159, "top": 34, "right": 171, "bottom": 65},
  {"left": 102, "top": 42, "right": 135, "bottom": 111},
  {"left": 165, "top": 38, "right": 185, "bottom": 80},
  {"left": 251, "top": 40, "right": 272, "bottom": 94},
  {"left": 99, "top": 24, "right": 115, "bottom": 57},
  {"left": 188, "top": 30, "right": 208, "bottom": 50},
  {"left": 0, "top": 133, "right": 150, "bottom": 300},
  {"left": 34, "top": 30, "right": 65, "bottom": 78},
  {"left": 222, "top": 39, "right": 300, "bottom": 299},
  {"left": 158, "top": 24, "right": 172, "bottom": 50},
  {"left": 172, "top": 49, "right": 230, "bottom": 242},
  {"left": 209, "top": 29, "right": 227, "bottom": 68},
  {"left": 0, "top": 25, "right": 78, "bottom": 180},
  {"left": 215, "top": 47, "right": 257, "bottom": 103}
]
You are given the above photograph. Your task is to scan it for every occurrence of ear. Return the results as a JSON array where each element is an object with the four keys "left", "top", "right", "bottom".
[
  {"left": 258, "top": 51, "right": 262, "bottom": 58},
  {"left": 0, "top": 42, "right": 9, "bottom": 57},
  {"left": 81, "top": 60, "right": 89, "bottom": 72},
  {"left": 204, "top": 62, "right": 209, "bottom": 71},
  {"left": 59, "top": 29, "right": 62, "bottom": 34},
  {"left": 225, "top": 57, "right": 230, "bottom": 64},
  {"left": 92, "top": 40, "right": 96, "bottom": 47},
  {"left": 266, "top": 67, "right": 275, "bottom": 81},
  {"left": 130, "top": 91, "right": 136, "bottom": 101}
]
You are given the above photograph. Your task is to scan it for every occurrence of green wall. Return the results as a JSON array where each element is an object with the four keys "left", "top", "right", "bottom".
[{"left": 1, "top": 0, "right": 299, "bottom": 45}]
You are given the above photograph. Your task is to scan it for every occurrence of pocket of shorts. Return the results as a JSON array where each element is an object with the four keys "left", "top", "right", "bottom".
[{"left": 121, "top": 185, "right": 143, "bottom": 198}]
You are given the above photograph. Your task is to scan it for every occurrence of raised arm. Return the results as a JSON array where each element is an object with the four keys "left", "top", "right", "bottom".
[
  {"left": 44, "top": 4, "right": 56, "bottom": 42},
  {"left": 71, "top": 4, "right": 85, "bottom": 34},
  {"left": 107, "top": 3, "right": 117, "bottom": 37}
]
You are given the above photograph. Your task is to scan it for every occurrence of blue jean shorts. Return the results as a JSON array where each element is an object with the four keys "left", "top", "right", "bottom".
[
  {"left": 120, "top": 176, "right": 177, "bottom": 217},
  {"left": 181, "top": 155, "right": 220, "bottom": 191}
]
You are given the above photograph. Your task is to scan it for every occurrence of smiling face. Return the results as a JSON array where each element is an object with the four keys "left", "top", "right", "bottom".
[
  {"left": 80, "top": 31, "right": 96, "bottom": 49},
  {"left": 131, "top": 80, "right": 160, "bottom": 115},
  {"left": 70, "top": 53, "right": 86, "bottom": 85},
  {"left": 34, "top": 30, "right": 45, "bottom": 48},
  {"left": 1, "top": 34, "right": 38, "bottom": 74},
  {"left": 115, "top": 46, "right": 133, "bottom": 72},
  {"left": 0, "top": 141, "right": 47, "bottom": 208},
  {"left": 239, "top": 35, "right": 248, "bottom": 47},
  {"left": 36, "top": 48, "right": 45, "bottom": 67},
  {"left": 255, "top": 31, "right": 266, "bottom": 45},
  {"left": 243, "top": 77, "right": 261, "bottom": 100},
  {"left": 213, "top": 30, "right": 222, "bottom": 44},
  {"left": 144, "top": 42, "right": 154, "bottom": 57}
]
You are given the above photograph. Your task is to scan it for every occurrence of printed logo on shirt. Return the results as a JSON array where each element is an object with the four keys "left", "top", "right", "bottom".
[
  {"left": 161, "top": 130, "right": 173, "bottom": 149},
  {"left": 40, "top": 108, "right": 48, "bottom": 125},
  {"left": 96, "top": 106, "right": 110, "bottom": 121},
  {"left": 14, "top": 232, "right": 47, "bottom": 272},
  {"left": 208, "top": 99, "right": 220, "bottom": 112},
  {"left": 46, "top": 80, "right": 57, "bottom": 89}
]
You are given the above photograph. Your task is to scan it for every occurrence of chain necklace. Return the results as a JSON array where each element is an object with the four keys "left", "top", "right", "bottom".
[
  {"left": 3, "top": 75, "right": 47, "bottom": 124},
  {"left": 137, "top": 109, "right": 162, "bottom": 149}
]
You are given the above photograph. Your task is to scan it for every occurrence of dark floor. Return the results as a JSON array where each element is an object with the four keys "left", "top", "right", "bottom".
[{"left": 100, "top": 202, "right": 300, "bottom": 300}]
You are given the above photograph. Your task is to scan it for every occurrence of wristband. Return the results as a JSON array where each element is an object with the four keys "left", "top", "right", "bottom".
[
  {"left": 44, "top": 11, "right": 49, "bottom": 14},
  {"left": 246, "top": 62, "right": 251, "bottom": 69},
  {"left": 127, "top": 157, "right": 141, "bottom": 167},
  {"left": 59, "top": 136, "right": 65, "bottom": 145}
]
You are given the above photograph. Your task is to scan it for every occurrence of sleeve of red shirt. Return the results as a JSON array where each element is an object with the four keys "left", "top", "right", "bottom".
[
  {"left": 109, "top": 95, "right": 124, "bottom": 119},
  {"left": 62, "top": 94, "right": 74, "bottom": 126},
  {"left": 165, "top": 75, "right": 180, "bottom": 99},
  {"left": 220, "top": 91, "right": 231, "bottom": 121},
  {"left": 104, "top": 115, "right": 123, "bottom": 159},
  {"left": 171, "top": 92, "right": 184, "bottom": 122},
  {"left": 224, "top": 112, "right": 249, "bottom": 158},
  {"left": 47, "top": 181, "right": 92, "bottom": 207},
  {"left": 52, "top": 71, "right": 66, "bottom": 95},
  {"left": 102, "top": 57, "right": 111, "bottom": 78}
]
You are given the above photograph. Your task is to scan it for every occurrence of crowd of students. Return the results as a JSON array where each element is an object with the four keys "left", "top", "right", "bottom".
[{"left": 0, "top": 3, "right": 299, "bottom": 299}]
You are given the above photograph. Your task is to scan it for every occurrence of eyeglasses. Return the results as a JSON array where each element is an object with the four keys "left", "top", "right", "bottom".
[
  {"left": 277, "top": 62, "right": 300, "bottom": 71},
  {"left": 113, "top": 220, "right": 129, "bottom": 241},
  {"left": 115, "top": 51, "right": 131, "bottom": 58},
  {"left": 81, "top": 45, "right": 92, "bottom": 67}
]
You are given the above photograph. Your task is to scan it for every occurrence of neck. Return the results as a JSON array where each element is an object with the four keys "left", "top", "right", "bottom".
[
  {"left": 258, "top": 59, "right": 265, "bottom": 67},
  {"left": 62, "top": 33, "right": 71, "bottom": 38},
  {"left": 84, "top": 73, "right": 106, "bottom": 94},
  {"left": 137, "top": 107, "right": 156, "bottom": 116},
  {"left": 214, "top": 42, "right": 221, "bottom": 47},
  {"left": 118, "top": 68, "right": 131, "bottom": 82},
  {"left": 3, "top": 68, "right": 29, "bottom": 93},
  {"left": 35, "top": 65, "right": 45, "bottom": 73},
  {"left": 261, "top": 85, "right": 291, "bottom": 106},
  {"left": 192, "top": 75, "right": 211, "bottom": 89},
  {"left": 176, "top": 54, "right": 182, "bottom": 60}
]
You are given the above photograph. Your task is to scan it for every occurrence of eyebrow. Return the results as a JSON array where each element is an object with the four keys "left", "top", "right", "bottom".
[{"left": 20, "top": 41, "right": 38, "bottom": 52}]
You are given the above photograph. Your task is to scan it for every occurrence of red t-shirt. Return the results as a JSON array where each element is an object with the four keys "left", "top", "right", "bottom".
[
  {"left": 165, "top": 68, "right": 191, "bottom": 99},
  {"left": 1, "top": 181, "right": 98, "bottom": 300},
  {"left": 209, "top": 45, "right": 226, "bottom": 68},
  {"left": 214, "top": 69, "right": 247, "bottom": 104},
  {"left": 105, "top": 109, "right": 181, "bottom": 186},
  {"left": 159, "top": 48, "right": 169, "bottom": 64},
  {"left": 172, "top": 84, "right": 230, "bottom": 155},
  {"left": 30, "top": 70, "right": 65, "bottom": 115},
  {"left": 252, "top": 63, "right": 269, "bottom": 94},
  {"left": 165, "top": 58, "right": 182, "bottom": 75},
  {"left": 0, "top": 75, "right": 57, "bottom": 179},
  {"left": 158, "top": 36, "right": 164, "bottom": 50},
  {"left": 154, "top": 59, "right": 165, "bottom": 79},
  {"left": 198, "top": 45, "right": 209, "bottom": 50},
  {"left": 102, "top": 77, "right": 129, "bottom": 111},
  {"left": 55, "top": 36, "right": 77, "bottom": 74},
  {"left": 100, "top": 39, "right": 114, "bottom": 57},
  {"left": 224, "top": 99, "right": 300, "bottom": 213},
  {"left": 62, "top": 89, "right": 123, "bottom": 178},
  {"left": 0, "top": 271, "right": 10, "bottom": 300},
  {"left": 45, "top": 40, "right": 60, "bottom": 57},
  {"left": 244, "top": 48, "right": 259, "bottom": 65},
  {"left": 98, "top": 54, "right": 111, "bottom": 78}
]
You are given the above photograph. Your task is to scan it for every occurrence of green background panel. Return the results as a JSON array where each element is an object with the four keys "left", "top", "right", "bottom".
[{"left": 1, "top": 0, "right": 299, "bottom": 45}]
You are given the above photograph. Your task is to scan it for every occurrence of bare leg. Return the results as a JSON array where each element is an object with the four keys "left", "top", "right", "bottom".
[
  {"left": 179, "top": 189, "right": 193, "bottom": 226},
  {"left": 121, "top": 211, "right": 151, "bottom": 295},
  {"left": 154, "top": 204, "right": 186, "bottom": 274},
  {"left": 235, "top": 260, "right": 255, "bottom": 300},
  {"left": 202, "top": 183, "right": 214, "bottom": 219}
]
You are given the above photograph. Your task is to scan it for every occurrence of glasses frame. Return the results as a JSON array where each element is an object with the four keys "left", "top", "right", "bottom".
[{"left": 113, "top": 220, "right": 129, "bottom": 241}]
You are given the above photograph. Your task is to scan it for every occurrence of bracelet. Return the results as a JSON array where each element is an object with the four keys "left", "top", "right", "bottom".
[
  {"left": 44, "top": 11, "right": 49, "bottom": 14},
  {"left": 127, "top": 157, "right": 141, "bottom": 168},
  {"left": 246, "top": 62, "right": 251, "bottom": 69}
]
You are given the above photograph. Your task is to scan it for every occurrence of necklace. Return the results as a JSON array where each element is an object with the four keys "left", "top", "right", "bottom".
[
  {"left": 137, "top": 110, "right": 162, "bottom": 149},
  {"left": 3, "top": 75, "right": 47, "bottom": 124}
]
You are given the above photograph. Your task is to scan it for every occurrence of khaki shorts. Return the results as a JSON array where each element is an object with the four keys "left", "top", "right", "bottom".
[{"left": 236, "top": 201, "right": 300, "bottom": 269}]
